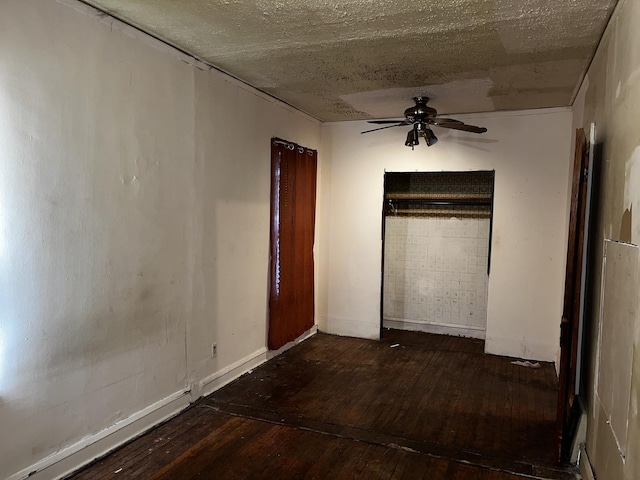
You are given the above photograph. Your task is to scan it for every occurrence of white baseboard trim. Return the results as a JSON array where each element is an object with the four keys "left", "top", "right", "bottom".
[
  {"left": 196, "top": 325, "right": 318, "bottom": 398},
  {"left": 267, "top": 325, "right": 318, "bottom": 359},
  {"left": 8, "top": 390, "right": 192, "bottom": 480},
  {"left": 10, "top": 326, "right": 318, "bottom": 480},
  {"left": 579, "top": 444, "right": 596, "bottom": 480},
  {"left": 384, "top": 318, "right": 486, "bottom": 339},
  {"left": 196, "top": 347, "right": 268, "bottom": 398},
  {"left": 484, "top": 334, "right": 558, "bottom": 363}
]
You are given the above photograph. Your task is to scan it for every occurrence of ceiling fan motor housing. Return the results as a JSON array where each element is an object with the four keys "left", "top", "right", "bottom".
[{"left": 404, "top": 97, "right": 437, "bottom": 122}]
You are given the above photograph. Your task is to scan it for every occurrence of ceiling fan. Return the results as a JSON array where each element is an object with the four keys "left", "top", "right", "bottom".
[{"left": 361, "top": 97, "right": 487, "bottom": 149}]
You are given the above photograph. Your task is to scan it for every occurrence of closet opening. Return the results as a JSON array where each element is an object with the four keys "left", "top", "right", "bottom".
[{"left": 380, "top": 171, "right": 495, "bottom": 340}]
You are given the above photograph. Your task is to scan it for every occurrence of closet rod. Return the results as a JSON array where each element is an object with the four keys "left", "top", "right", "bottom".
[{"left": 387, "top": 200, "right": 492, "bottom": 206}]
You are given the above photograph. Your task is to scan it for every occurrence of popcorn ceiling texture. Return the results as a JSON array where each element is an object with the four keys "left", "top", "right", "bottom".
[{"left": 85, "top": 0, "right": 617, "bottom": 120}]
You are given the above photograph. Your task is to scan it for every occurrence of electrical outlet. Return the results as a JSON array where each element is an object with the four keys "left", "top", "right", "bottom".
[{"left": 211, "top": 343, "right": 217, "bottom": 358}]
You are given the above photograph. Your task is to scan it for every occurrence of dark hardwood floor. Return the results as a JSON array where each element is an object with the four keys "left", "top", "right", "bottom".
[{"left": 67, "top": 330, "right": 577, "bottom": 480}]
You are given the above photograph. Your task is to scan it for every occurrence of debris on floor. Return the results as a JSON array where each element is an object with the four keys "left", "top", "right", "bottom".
[{"left": 511, "top": 360, "right": 542, "bottom": 369}]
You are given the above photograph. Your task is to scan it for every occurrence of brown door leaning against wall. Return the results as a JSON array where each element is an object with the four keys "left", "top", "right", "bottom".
[
  {"left": 556, "top": 128, "right": 589, "bottom": 462},
  {"left": 268, "top": 138, "right": 317, "bottom": 351}
]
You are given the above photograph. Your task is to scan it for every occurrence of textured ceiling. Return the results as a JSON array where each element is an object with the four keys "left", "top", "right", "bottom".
[{"left": 84, "top": 0, "right": 618, "bottom": 121}]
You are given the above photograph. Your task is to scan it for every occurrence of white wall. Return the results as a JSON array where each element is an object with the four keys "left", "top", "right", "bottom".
[
  {"left": 0, "top": 1, "right": 320, "bottom": 478},
  {"left": 318, "top": 109, "right": 572, "bottom": 361},
  {"left": 571, "top": 0, "right": 640, "bottom": 478}
]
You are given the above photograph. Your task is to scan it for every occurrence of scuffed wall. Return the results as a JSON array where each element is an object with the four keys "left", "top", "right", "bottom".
[
  {"left": 318, "top": 108, "right": 572, "bottom": 362},
  {"left": 0, "top": 1, "right": 320, "bottom": 478},
  {"left": 572, "top": 0, "right": 640, "bottom": 479}
]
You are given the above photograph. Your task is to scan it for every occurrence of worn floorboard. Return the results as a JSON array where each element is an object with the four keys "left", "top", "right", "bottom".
[{"left": 67, "top": 330, "right": 576, "bottom": 480}]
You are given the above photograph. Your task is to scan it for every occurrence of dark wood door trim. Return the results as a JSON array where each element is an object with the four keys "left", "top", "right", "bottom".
[{"left": 555, "top": 128, "right": 589, "bottom": 462}]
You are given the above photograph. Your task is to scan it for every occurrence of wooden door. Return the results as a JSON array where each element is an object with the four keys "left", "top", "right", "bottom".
[{"left": 555, "top": 128, "right": 589, "bottom": 462}]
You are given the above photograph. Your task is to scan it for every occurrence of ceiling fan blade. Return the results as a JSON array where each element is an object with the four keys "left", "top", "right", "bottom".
[
  {"left": 367, "top": 119, "right": 411, "bottom": 124},
  {"left": 430, "top": 117, "right": 464, "bottom": 125},
  {"left": 361, "top": 123, "right": 406, "bottom": 134},
  {"left": 434, "top": 121, "right": 487, "bottom": 134}
]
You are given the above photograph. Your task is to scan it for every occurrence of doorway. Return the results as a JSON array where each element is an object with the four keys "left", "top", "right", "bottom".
[{"left": 381, "top": 171, "right": 495, "bottom": 339}]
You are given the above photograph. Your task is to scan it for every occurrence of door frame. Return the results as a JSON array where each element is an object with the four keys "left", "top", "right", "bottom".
[
  {"left": 379, "top": 170, "right": 495, "bottom": 339},
  {"left": 556, "top": 128, "right": 591, "bottom": 462}
]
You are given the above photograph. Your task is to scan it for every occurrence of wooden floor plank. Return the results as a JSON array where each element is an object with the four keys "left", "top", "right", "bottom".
[{"left": 67, "top": 330, "right": 574, "bottom": 480}]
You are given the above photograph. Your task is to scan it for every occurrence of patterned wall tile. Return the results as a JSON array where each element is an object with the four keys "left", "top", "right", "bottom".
[{"left": 383, "top": 217, "right": 490, "bottom": 330}]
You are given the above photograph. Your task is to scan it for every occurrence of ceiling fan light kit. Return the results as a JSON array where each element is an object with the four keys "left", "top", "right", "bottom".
[
  {"left": 404, "top": 124, "right": 438, "bottom": 150},
  {"left": 362, "top": 97, "right": 487, "bottom": 149}
]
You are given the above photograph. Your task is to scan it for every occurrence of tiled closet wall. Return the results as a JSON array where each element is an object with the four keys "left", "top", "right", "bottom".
[{"left": 383, "top": 216, "right": 490, "bottom": 336}]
